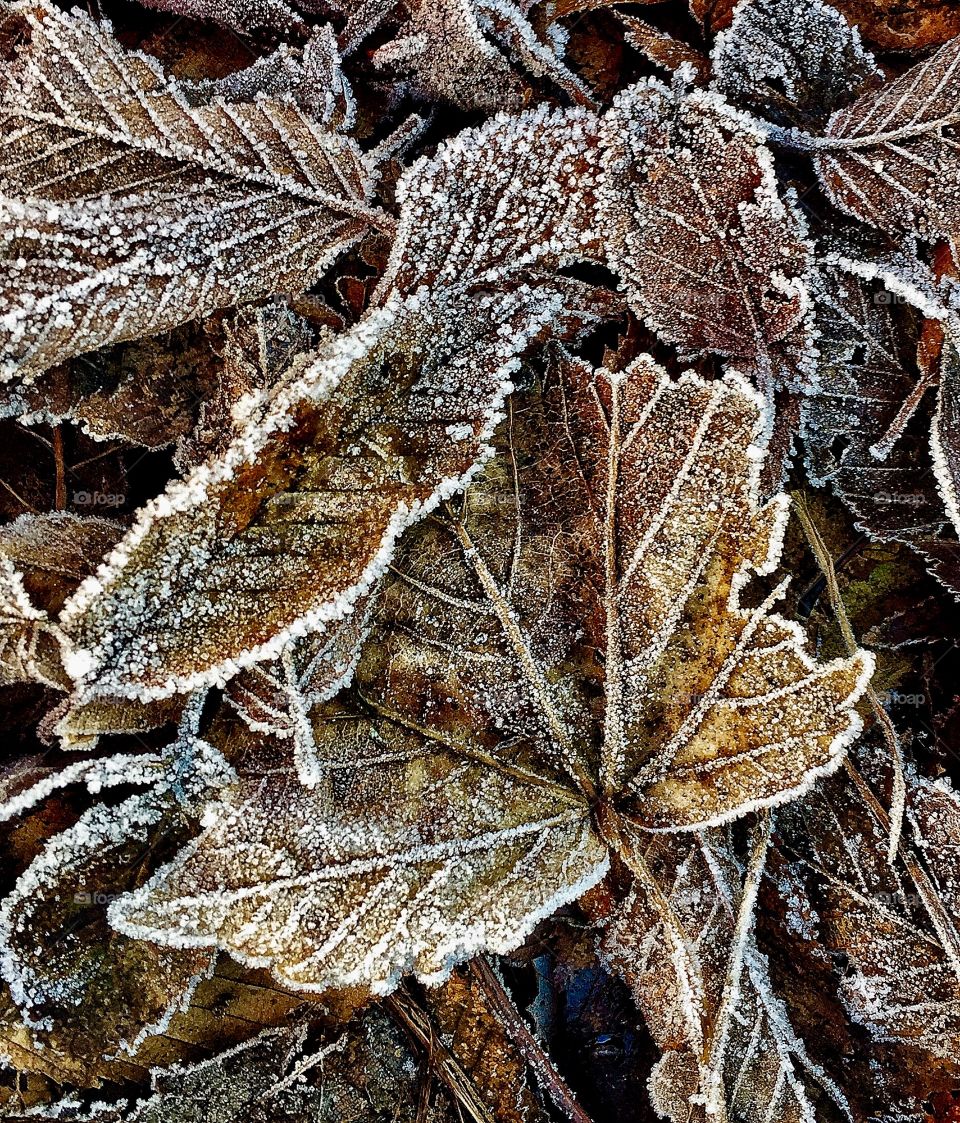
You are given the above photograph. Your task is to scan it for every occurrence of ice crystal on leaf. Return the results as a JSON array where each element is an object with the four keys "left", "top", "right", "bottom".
[
  {"left": 6, "top": 3, "right": 960, "bottom": 1116},
  {"left": 780, "top": 753, "right": 960, "bottom": 1062},
  {"left": 814, "top": 37, "right": 960, "bottom": 248},
  {"left": 801, "top": 258, "right": 960, "bottom": 596},
  {"left": 597, "top": 81, "right": 817, "bottom": 391},
  {"left": 60, "top": 105, "right": 610, "bottom": 702},
  {"left": 711, "top": 0, "right": 881, "bottom": 128},
  {"left": 107, "top": 357, "right": 870, "bottom": 1000},
  {"left": 604, "top": 827, "right": 848, "bottom": 1122},
  {"left": 0, "top": 1, "right": 380, "bottom": 380},
  {"left": 371, "top": 0, "right": 594, "bottom": 113}
]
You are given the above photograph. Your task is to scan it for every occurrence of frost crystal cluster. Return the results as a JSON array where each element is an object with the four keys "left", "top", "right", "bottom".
[{"left": 1, "top": 0, "right": 960, "bottom": 1119}]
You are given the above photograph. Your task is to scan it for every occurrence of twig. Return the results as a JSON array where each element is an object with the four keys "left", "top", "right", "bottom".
[
  {"left": 52, "top": 426, "right": 66, "bottom": 511},
  {"left": 791, "top": 492, "right": 906, "bottom": 860},
  {"left": 468, "top": 957, "right": 595, "bottom": 1123},
  {"left": 385, "top": 989, "right": 494, "bottom": 1123}
]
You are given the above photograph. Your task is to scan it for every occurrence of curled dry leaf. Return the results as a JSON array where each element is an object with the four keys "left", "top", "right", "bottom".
[
  {"left": 0, "top": 513, "right": 122, "bottom": 689},
  {"left": 0, "top": 787, "right": 214, "bottom": 1067},
  {"left": 372, "top": 0, "right": 593, "bottom": 113},
  {"left": 0, "top": 716, "right": 234, "bottom": 1064},
  {"left": 61, "top": 104, "right": 609, "bottom": 702},
  {"left": 191, "top": 26, "right": 356, "bottom": 132},
  {"left": 106, "top": 356, "right": 869, "bottom": 1002},
  {"left": 0, "top": 0, "right": 379, "bottom": 381},
  {"left": 598, "top": 81, "right": 816, "bottom": 390}
]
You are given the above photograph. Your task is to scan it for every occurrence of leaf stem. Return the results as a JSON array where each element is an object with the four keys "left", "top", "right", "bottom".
[{"left": 791, "top": 492, "right": 905, "bottom": 861}]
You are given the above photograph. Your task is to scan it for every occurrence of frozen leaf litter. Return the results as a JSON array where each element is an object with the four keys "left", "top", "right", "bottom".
[{"left": 2, "top": 0, "right": 960, "bottom": 1118}]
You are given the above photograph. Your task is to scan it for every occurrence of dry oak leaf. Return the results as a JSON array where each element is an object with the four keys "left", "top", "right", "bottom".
[
  {"left": 108, "top": 356, "right": 871, "bottom": 998},
  {"left": 598, "top": 81, "right": 817, "bottom": 390},
  {"left": 0, "top": 0, "right": 381, "bottom": 381},
  {"left": 604, "top": 826, "right": 849, "bottom": 1123},
  {"left": 59, "top": 104, "right": 609, "bottom": 701},
  {"left": 814, "top": 35, "right": 960, "bottom": 248}
]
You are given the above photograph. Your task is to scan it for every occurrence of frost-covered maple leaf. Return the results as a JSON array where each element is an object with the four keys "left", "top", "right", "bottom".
[
  {"left": 104, "top": 355, "right": 870, "bottom": 1123},
  {"left": 0, "top": 1, "right": 383, "bottom": 380}
]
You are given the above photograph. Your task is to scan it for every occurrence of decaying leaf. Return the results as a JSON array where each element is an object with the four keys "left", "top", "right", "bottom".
[
  {"left": 598, "top": 81, "right": 816, "bottom": 390},
  {"left": 3, "top": 0, "right": 957, "bottom": 1114},
  {"left": 24, "top": 1011, "right": 461, "bottom": 1121},
  {"left": 60, "top": 105, "right": 610, "bottom": 701},
  {"left": 780, "top": 757, "right": 960, "bottom": 1063},
  {"left": 0, "top": 513, "right": 122, "bottom": 689},
  {"left": 0, "top": 712, "right": 233, "bottom": 1065},
  {"left": 372, "top": 0, "right": 593, "bottom": 112},
  {"left": 191, "top": 26, "right": 356, "bottom": 132},
  {"left": 106, "top": 357, "right": 869, "bottom": 1003},
  {"left": 0, "top": 0, "right": 381, "bottom": 380},
  {"left": 829, "top": 0, "right": 960, "bottom": 50},
  {"left": 801, "top": 260, "right": 960, "bottom": 597}
]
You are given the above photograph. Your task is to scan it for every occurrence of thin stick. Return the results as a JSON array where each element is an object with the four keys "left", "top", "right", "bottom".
[
  {"left": 386, "top": 989, "right": 495, "bottom": 1123},
  {"left": 791, "top": 492, "right": 906, "bottom": 860},
  {"left": 468, "top": 957, "right": 595, "bottom": 1123},
  {"left": 52, "top": 426, "right": 67, "bottom": 511}
]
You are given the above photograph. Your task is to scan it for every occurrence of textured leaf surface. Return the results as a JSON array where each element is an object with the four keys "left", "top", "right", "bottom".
[
  {"left": 0, "top": 0, "right": 376, "bottom": 380},
  {"left": 598, "top": 82, "right": 815, "bottom": 389},
  {"left": 711, "top": 0, "right": 880, "bottom": 128},
  {"left": 0, "top": 788, "right": 214, "bottom": 1062},
  {"left": 781, "top": 761, "right": 960, "bottom": 1062},
  {"left": 108, "top": 358, "right": 869, "bottom": 994},
  {"left": 61, "top": 105, "right": 609, "bottom": 700},
  {"left": 372, "top": 0, "right": 592, "bottom": 112},
  {"left": 815, "top": 38, "right": 960, "bottom": 245},
  {"left": 801, "top": 261, "right": 960, "bottom": 596},
  {"left": 604, "top": 829, "right": 846, "bottom": 1123}
]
